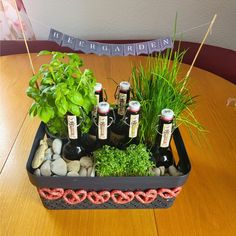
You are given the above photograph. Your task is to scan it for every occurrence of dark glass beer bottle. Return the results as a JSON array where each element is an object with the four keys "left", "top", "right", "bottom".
[
  {"left": 62, "top": 114, "right": 86, "bottom": 161},
  {"left": 153, "top": 108, "right": 174, "bottom": 168},
  {"left": 110, "top": 81, "right": 131, "bottom": 147},
  {"left": 84, "top": 83, "right": 105, "bottom": 152}
]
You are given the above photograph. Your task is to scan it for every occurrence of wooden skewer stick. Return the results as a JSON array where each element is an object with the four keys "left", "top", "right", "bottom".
[
  {"left": 181, "top": 14, "right": 217, "bottom": 91},
  {"left": 13, "top": 0, "right": 39, "bottom": 88}
]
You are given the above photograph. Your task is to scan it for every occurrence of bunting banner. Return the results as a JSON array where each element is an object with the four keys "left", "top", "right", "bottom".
[{"left": 48, "top": 28, "right": 173, "bottom": 56}]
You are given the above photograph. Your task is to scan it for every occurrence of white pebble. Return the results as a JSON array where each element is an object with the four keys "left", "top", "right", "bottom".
[
  {"left": 40, "top": 160, "right": 51, "bottom": 176},
  {"left": 67, "top": 171, "right": 80, "bottom": 177},
  {"left": 168, "top": 165, "right": 183, "bottom": 176},
  {"left": 78, "top": 167, "right": 87, "bottom": 177},
  {"left": 80, "top": 156, "right": 93, "bottom": 168},
  {"left": 67, "top": 161, "right": 81, "bottom": 172},
  {"left": 52, "top": 139, "right": 62, "bottom": 154},
  {"left": 90, "top": 165, "right": 95, "bottom": 177},
  {"left": 52, "top": 154, "right": 61, "bottom": 160},
  {"left": 31, "top": 139, "right": 48, "bottom": 169},
  {"left": 33, "top": 168, "right": 41, "bottom": 176},
  {"left": 151, "top": 167, "right": 161, "bottom": 176},
  {"left": 87, "top": 166, "right": 93, "bottom": 176},
  {"left": 44, "top": 148, "right": 53, "bottom": 160},
  {"left": 159, "top": 166, "right": 165, "bottom": 176},
  {"left": 51, "top": 158, "right": 67, "bottom": 176}
]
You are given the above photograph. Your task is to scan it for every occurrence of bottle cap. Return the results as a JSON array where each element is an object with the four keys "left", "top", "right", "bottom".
[
  {"left": 94, "top": 82, "right": 102, "bottom": 92},
  {"left": 161, "top": 108, "right": 174, "bottom": 121},
  {"left": 129, "top": 101, "right": 140, "bottom": 112},
  {"left": 119, "top": 81, "right": 130, "bottom": 91},
  {"left": 98, "top": 102, "right": 110, "bottom": 114}
]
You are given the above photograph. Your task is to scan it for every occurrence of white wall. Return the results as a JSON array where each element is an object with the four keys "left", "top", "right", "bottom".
[{"left": 24, "top": 0, "right": 236, "bottom": 50}]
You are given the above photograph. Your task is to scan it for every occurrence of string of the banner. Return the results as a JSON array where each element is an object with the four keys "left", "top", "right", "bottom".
[{"left": 30, "top": 17, "right": 212, "bottom": 39}]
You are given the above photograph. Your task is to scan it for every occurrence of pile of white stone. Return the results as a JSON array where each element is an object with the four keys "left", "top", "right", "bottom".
[
  {"left": 31, "top": 139, "right": 95, "bottom": 177},
  {"left": 151, "top": 165, "right": 183, "bottom": 176}
]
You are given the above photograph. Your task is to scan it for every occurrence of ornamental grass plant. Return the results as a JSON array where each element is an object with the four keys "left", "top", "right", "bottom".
[{"left": 131, "top": 46, "right": 204, "bottom": 147}]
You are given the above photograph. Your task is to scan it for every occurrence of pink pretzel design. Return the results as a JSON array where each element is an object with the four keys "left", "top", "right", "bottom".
[
  {"left": 87, "top": 191, "right": 111, "bottom": 204},
  {"left": 38, "top": 188, "right": 64, "bottom": 200},
  {"left": 157, "top": 187, "right": 182, "bottom": 199},
  {"left": 63, "top": 189, "right": 87, "bottom": 205},
  {"left": 135, "top": 189, "right": 158, "bottom": 204},
  {"left": 111, "top": 190, "right": 135, "bottom": 204},
  {"left": 38, "top": 187, "right": 182, "bottom": 205}
]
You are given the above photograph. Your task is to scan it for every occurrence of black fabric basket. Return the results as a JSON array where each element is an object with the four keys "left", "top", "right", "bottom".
[{"left": 26, "top": 123, "right": 191, "bottom": 210}]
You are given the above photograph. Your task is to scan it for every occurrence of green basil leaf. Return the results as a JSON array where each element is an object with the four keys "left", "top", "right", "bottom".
[
  {"left": 38, "top": 106, "right": 51, "bottom": 123},
  {"left": 26, "top": 87, "right": 40, "bottom": 100},
  {"left": 29, "top": 75, "right": 39, "bottom": 86},
  {"left": 45, "top": 104, "right": 55, "bottom": 119},
  {"left": 67, "top": 77, "right": 75, "bottom": 87},
  {"left": 82, "top": 97, "right": 93, "bottom": 114},
  {"left": 38, "top": 50, "right": 51, "bottom": 56},
  {"left": 41, "top": 76, "right": 54, "bottom": 85},
  {"left": 67, "top": 91, "right": 83, "bottom": 105},
  {"left": 55, "top": 96, "right": 68, "bottom": 115},
  {"left": 29, "top": 103, "right": 38, "bottom": 117},
  {"left": 68, "top": 103, "right": 81, "bottom": 116}
]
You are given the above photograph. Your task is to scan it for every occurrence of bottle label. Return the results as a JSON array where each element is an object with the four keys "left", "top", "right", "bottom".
[
  {"left": 160, "top": 123, "right": 172, "bottom": 147},
  {"left": 118, "top": 93, "right": 127, "bottom": 115},
  {"left": 129, "top": 114, "right": 139, "bottom": 138},
  {"left": 98, "top": 115, "right": 108, "bottom": 139},
  {"left": 67, "top": 115, "right": 78, "bottom": 139}
]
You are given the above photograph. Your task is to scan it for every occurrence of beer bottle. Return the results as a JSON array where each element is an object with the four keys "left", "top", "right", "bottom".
[
  {"left": 110, "top": 81, "right": 131, "bottom": 147},
  {"left": 84, "top": 83, "right": 105, "bottom": 152},
  {"left": 153, "top": 108, "right": 174, "bottom": 168},
  {"left": 62, "top": 114, "right": 86, "bottom": 161}
]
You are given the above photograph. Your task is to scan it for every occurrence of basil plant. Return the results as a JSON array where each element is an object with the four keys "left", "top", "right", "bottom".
[{"left": 27, "top": 51, "right": 97, "bottom": 137}]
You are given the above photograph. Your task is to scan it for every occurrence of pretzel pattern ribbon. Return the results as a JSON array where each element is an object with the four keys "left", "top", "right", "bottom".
[
  {"left": 135, "top": 189, "right": 158, "bottom": 204},
  {"left": 87, "top": 191, "right": 110, "bottom": 204},
  {"left": 157, "top": 187, "right": 182, "bottom": 199},
  {"left": 38, "top": 188, "right": 64, "bottom": 200},
  {"left": 111, "top": 190, "right": 135, "bottom": 204},
  {"left": 38, "top": 187, "right": 182, "bottom": 205},
  {"left": 63, "top": 190, "right": 87, "bottom": 205}
]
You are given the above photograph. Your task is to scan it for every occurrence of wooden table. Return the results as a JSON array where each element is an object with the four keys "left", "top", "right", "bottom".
[{"left": 0, "top": 54, "right": 236, "bottom": 236}]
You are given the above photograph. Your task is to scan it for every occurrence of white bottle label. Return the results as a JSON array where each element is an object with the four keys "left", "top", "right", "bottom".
[
  {"left": 67, "top": 115, "right": 78, "bottom": 139},
  {"left": 160, "top": 123, "right": 172, "bottom": 147},
  {"left": 129, "top": 114, "right": 139, "bottom": 138},
  {"left": 98, "top": 116, "right": 108, "bottom": 139},
  {"left": 118, "top": 93, "right": 127, "bottom": 115}
]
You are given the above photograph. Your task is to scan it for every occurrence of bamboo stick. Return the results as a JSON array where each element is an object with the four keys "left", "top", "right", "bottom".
[
  {"left": 181, "top": 14, "right": 217, "bottom": 92},
  {"left": 13, "top": 0, "right": 39, "bottom": 89}
]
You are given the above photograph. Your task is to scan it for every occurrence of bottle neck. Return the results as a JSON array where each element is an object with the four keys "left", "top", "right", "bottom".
[
  {"left": 118, "top": 90, "right": 130, "bottom": 102},
  {"left": 95, "top": 90, "right": 103, "bottom": 103}
]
